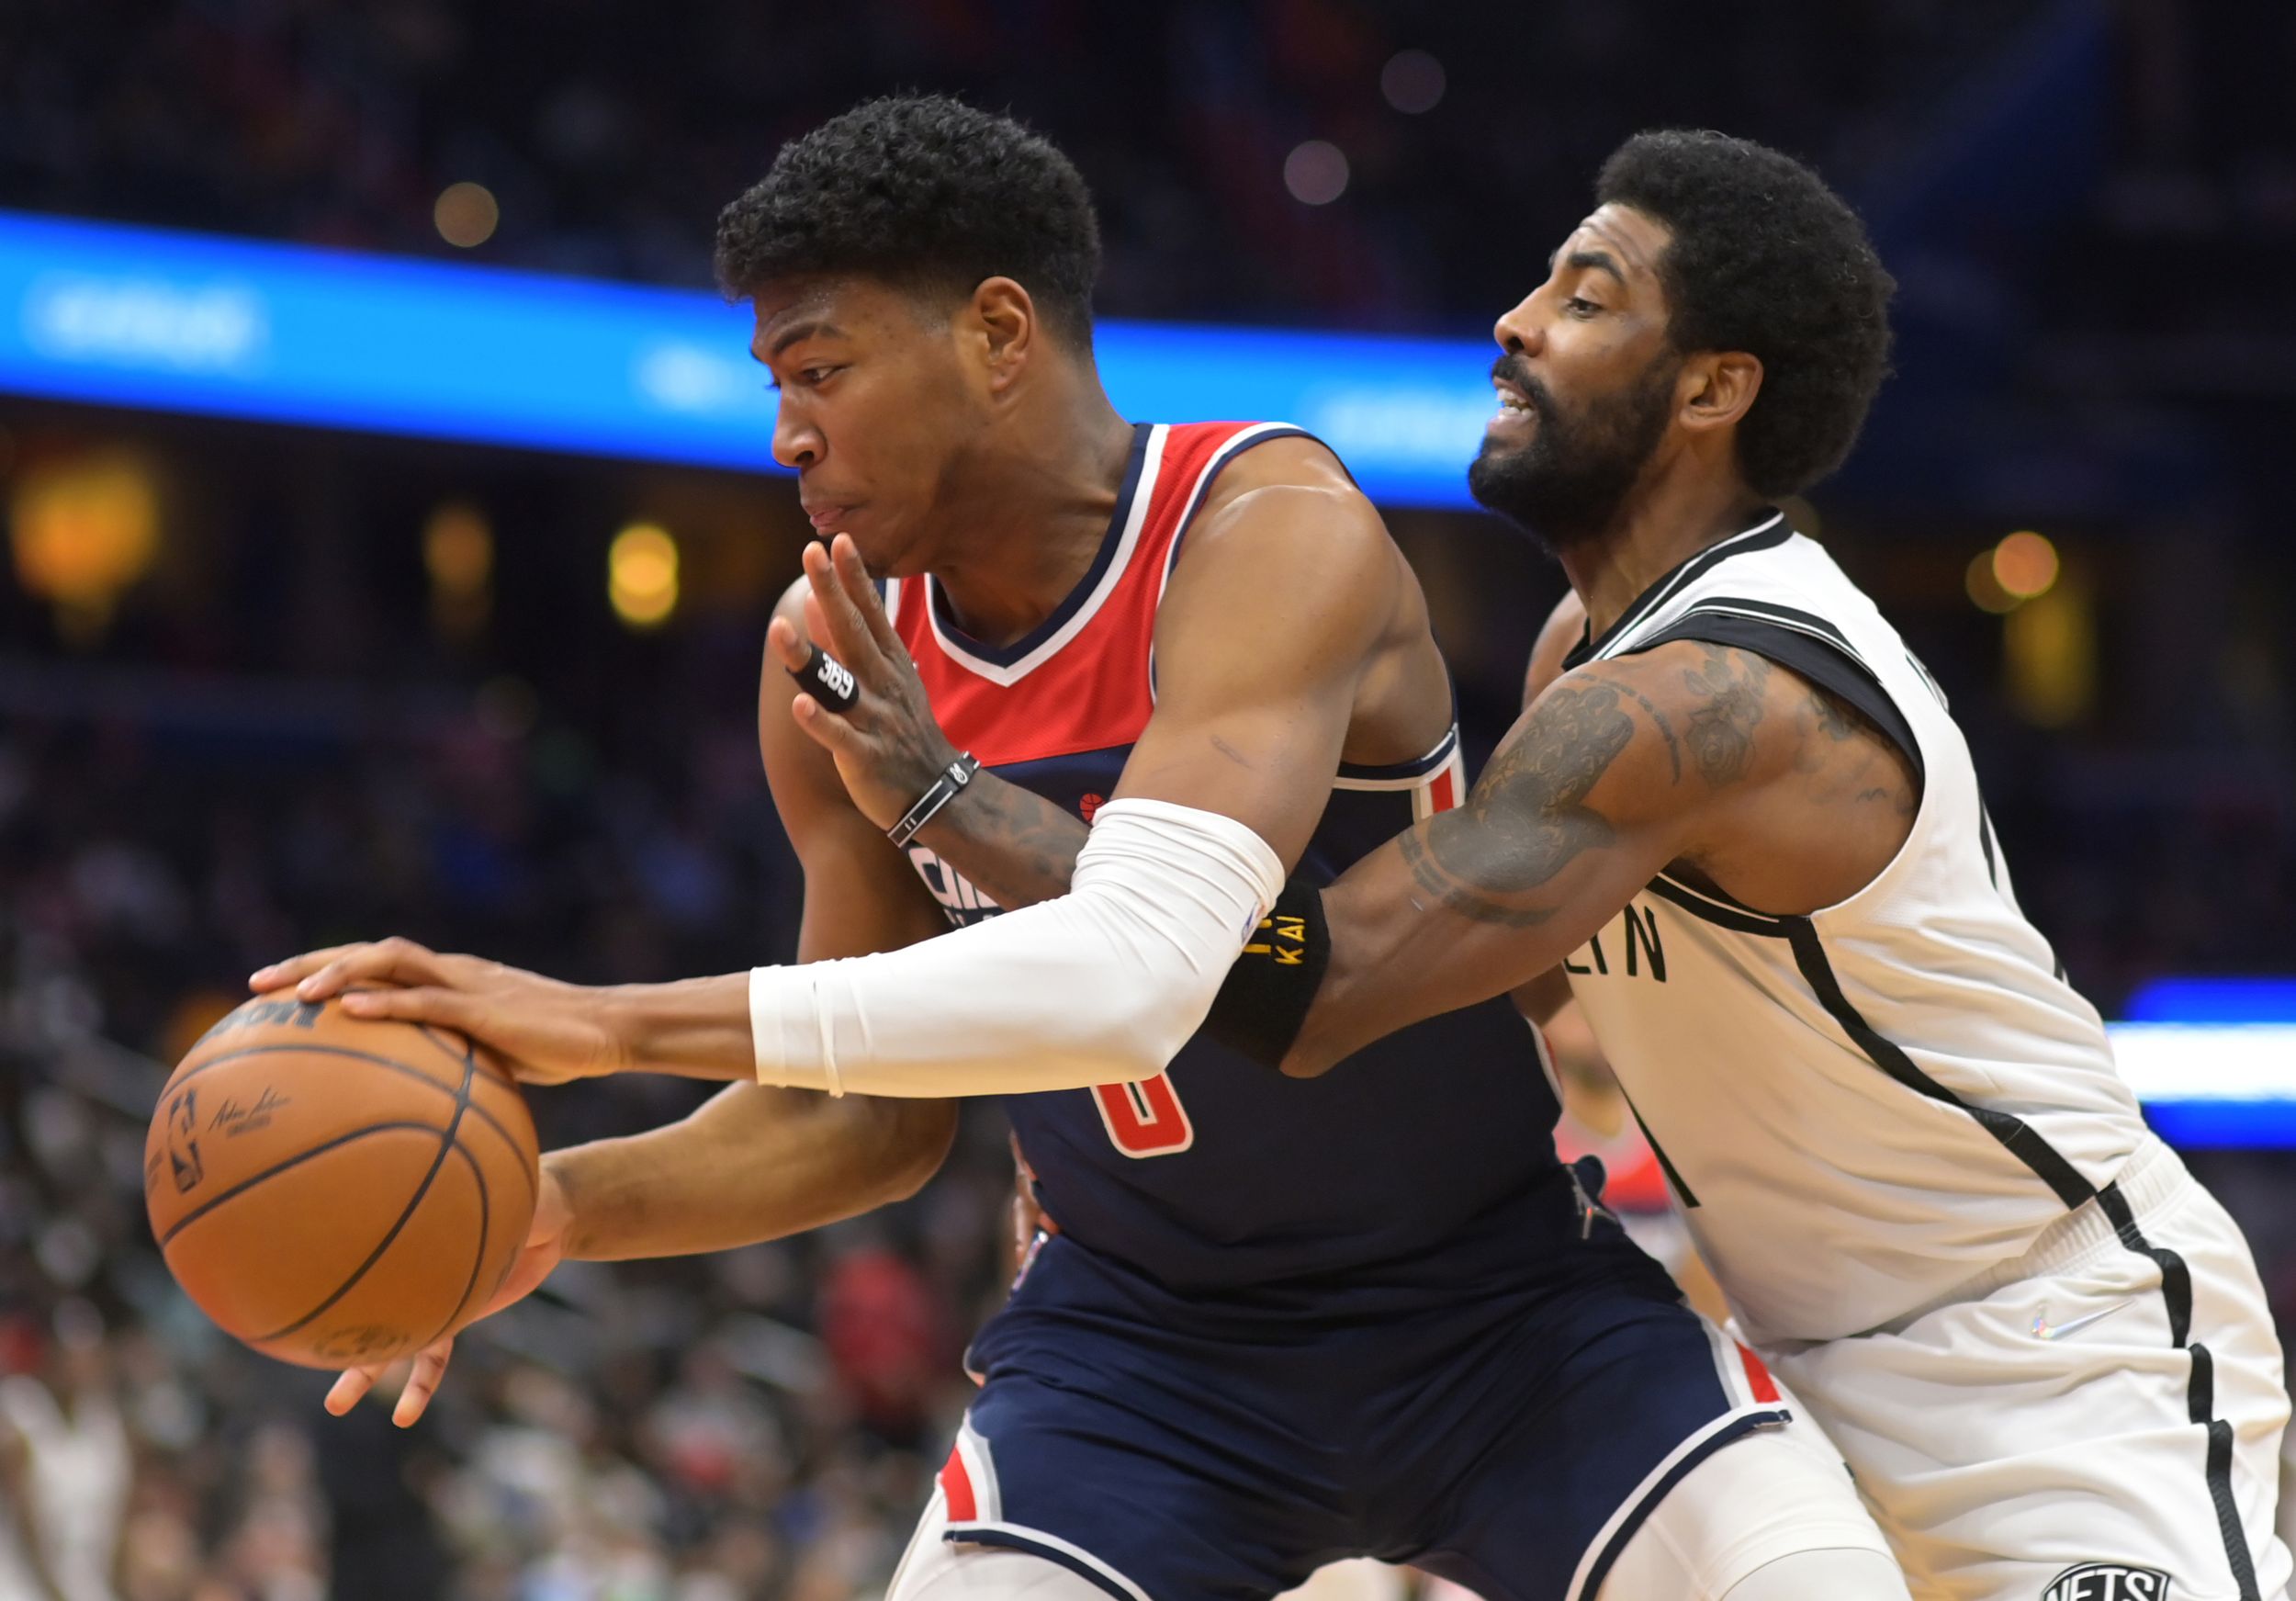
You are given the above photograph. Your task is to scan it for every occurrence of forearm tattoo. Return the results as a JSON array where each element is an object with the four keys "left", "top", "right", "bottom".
[
  {"left": 935, "top": 776, "right": 1088, "bottom": 909},
  {"left": 1398, "top": 678, "right": 1637, "bottom": 927}
]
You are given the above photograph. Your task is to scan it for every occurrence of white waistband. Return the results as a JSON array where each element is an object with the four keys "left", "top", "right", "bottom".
[{"left": 1881, "top": 1134, "right": 2190, "bottom": 1333}]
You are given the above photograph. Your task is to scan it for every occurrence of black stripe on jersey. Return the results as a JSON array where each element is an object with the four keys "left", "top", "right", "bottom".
[
  {"left": 1642, "top": 874, "right": 1787, "bottom": 936},
  {"left": 1644, "top": 877, "right": 2101, "bottom": 1207},
  {"left": 1650, "top": 876, "right": 2259, "bottom": 1591},
  {"left": 1623, "top": 1092, "right": 1700, "bottom": 1208},
  {"left": 1571, "top": 1409, "right": 1792, "bottom": 1601},
  {"left": 2093, "top": 1184, "right": 2263, "bottom": 1599},
  {"left": 1784, "top": 919, "right": 2096, "bottom": 1209},
  {"left": 1671, "top": 593, "right": 1859, "bottom": 653},
  {"left": 1630, "top": 608, "right": 1924, "bottom": 781},
  {"left": 1562, "top": 513, "right": 1794, "bottom": 670}
]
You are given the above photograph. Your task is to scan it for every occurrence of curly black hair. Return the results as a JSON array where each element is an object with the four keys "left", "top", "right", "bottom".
[
  {"left": 1596, "top": 130, "right": 1894, "bottom": 499},
  {"left": 715, "top": 96, "right": 1102, "bottom": 345}
]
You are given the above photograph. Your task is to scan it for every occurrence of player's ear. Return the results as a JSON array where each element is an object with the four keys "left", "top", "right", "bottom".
[
  {"left": 1679, "top": 350, "right": 1762, "bottom": 436},
  {"left": 969, "top": 276, "right": 1037, "bottom": 394}
]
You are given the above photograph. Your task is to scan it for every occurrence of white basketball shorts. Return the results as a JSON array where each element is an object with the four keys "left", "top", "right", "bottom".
[{"left": 1766, "top": 1137, "right": 2292, "bottom": 1601}]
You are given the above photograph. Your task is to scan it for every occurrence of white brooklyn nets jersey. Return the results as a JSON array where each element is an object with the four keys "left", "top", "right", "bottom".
[{"left": 1558, "top": 513, "right": 2150, "bottom": 1347}]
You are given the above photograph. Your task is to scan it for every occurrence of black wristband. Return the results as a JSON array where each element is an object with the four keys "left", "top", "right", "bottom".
[
  {"left": 788, "top": 643, "right": 860, "bottom": 713},
  {"left": 887, "top": 752, "right": 982, "bottom": 849},
  {"left": 1199, "top": 874, "right": 1330, "bottom": 1068}
]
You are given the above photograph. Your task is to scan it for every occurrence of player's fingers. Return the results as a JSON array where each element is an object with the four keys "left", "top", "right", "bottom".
[
  {"left": 391, "top": 1339, "right": 453, "bottom": 1427},
  {"left": 802, "top": 592, "right": 841, "bottom": 670},
  {"left": 338, "top": 985, "right": 478, "bottom": 1032},
  {"left": 324, "top": 1367, "right": 377, "bottom": 1416},
  {"left": 790, "top": 693, "right": 867, "bottom": 756},
  {"left": 292, "top": 938, "right": 442, "bottom": 1002},
  {"left": 765, "top": 614, "right": 811, "bottom": 673},
  {"left": 830, "top": 535, "right": 905, "bottom": 659},
  {"left": 801, "top": 539, "right": 883, "bottom": 672},
  {"left": 249, "top": 945, "right": 366, "bottom": 992}
]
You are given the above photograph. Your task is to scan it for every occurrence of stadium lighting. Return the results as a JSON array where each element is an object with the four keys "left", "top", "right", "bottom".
[
  {"left": 434, "top": 182, "right": 501, "bottom": 248},
  {"left": 1992, "top": 530, "right": 2059, "bottom": 600},
  {"left": 609, "top": 523, "right": 679, "bottom": 628},
  {"left": 1284, "top": 141, "right": 1350, "bottom": 206}
]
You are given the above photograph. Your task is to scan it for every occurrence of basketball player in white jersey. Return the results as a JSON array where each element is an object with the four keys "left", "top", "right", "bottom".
[{"left": 1248, "top": 130, "right": 2291, "bottom": 1601}]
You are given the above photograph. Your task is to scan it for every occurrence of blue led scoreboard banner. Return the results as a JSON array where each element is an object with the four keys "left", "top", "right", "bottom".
[{"left": 0, "top": 209, "right": 1496, "bottom": 510}]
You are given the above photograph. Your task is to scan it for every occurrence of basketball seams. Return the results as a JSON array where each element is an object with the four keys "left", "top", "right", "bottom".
[
  {"left": 156, "top": 1122, "right": 445, "bottom": 1248},
  {"left": 251, "top": 1054, "right": 478, "bottom": 1345},
  {"left": 416, "top": 1140, "right": 494, "bottom": 1353},
  {"left": 409, "top": 1025, "right": 541, "bottom": 1210},
  {"left": 168, "top": 1043, "right": 537, "bottom": 1206}
]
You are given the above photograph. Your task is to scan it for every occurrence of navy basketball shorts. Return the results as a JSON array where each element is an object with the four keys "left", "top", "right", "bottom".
[{"left": 911, "top": 1221, "right": 1814, "bottom": 1601}]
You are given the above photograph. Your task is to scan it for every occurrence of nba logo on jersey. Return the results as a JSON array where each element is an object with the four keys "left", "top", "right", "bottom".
[{"left": 2043, "top": 1564, "right": 2172, "bottom": 1601}]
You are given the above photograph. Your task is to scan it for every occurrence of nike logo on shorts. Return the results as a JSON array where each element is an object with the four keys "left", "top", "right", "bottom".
[{"left": 2032, "top": 1299, "right": 2136, "bottom": 1340}]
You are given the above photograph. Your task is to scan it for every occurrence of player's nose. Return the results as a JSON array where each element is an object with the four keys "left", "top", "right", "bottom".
[
  {"left": 1492, "top": 293, "right": 1545, "bottom": 357},
  {"left": 771, "top": 403, "right": 823, "bottom": 470}
]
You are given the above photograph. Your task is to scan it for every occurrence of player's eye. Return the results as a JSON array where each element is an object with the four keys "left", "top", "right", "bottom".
[{"left": 1565, "top": 296, "right": 1602, "bottom": 318}]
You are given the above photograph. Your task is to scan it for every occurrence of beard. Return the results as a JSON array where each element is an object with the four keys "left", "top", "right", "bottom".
[{"left": 1467, "top": 351, "right": 1679, "bottom": 552}]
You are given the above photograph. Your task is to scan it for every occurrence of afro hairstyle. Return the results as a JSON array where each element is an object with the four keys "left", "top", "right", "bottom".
[
  {"left": 1596, "top": 130, "right": 1895, "bottom": 499},
  {"left": 715, "top": 95, "right": 1102, "bottom": 346}
]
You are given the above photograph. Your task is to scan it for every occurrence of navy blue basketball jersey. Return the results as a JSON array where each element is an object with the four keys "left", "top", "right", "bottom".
[{"left": 887, "top": 422, "right": 1571, "bottom": 1301}]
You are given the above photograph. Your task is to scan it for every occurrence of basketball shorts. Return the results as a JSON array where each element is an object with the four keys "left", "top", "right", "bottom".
[
  {"left": 894, "top": 1212, "right": 1890, "bottom": 1601},
  {"left": 1766, "top": 1136, "right": 2294, "bottom": 1601}
]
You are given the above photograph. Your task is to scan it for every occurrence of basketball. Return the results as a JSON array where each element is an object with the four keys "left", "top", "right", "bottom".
[{"left": 143, "top": 994, "right": 539, "bottom": 1370}]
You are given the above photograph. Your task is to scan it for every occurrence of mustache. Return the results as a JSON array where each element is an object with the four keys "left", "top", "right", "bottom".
[{"left": 1490, "top": 354, "right": 1558, "bottom": 424}]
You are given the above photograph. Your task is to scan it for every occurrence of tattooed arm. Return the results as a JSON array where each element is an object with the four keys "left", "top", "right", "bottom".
[{"left": 1285, "top": 638, "right": 1917, "bottom": 1075}]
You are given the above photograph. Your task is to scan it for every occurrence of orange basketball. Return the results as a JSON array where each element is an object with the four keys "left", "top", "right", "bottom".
[{"left": 144, "top": 993, "right": 539, "bottom": 1370}]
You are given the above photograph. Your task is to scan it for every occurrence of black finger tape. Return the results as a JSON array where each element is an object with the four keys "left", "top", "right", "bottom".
[{"left": 789, "top": 644, "right": 861, "bottom": 713}]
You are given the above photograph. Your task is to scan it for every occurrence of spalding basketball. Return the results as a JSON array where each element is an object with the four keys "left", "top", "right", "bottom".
[{"left": 145, "top": 994, "right": 539, "bottom": 1370}]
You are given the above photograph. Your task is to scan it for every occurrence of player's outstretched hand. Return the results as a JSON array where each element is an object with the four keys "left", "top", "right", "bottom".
[
  {"left": 324, "top": 1159, "right": 574, "bottom": 1426},
  {"left": 768, "top": 534, "right": 962, "bottom": 831},
  {"left": 246, "top": 940, "right": 625, "bottom": 1085}
]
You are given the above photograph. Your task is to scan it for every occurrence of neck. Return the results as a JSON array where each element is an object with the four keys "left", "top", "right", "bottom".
[
  {"left": 928, "top": 368, "right": 1135, "bottom": 648},
  {"left": 1557, "top": 468, "right": 1770, "bottom": 640}
]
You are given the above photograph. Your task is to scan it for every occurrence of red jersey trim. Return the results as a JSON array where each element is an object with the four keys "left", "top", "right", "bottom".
[{"left": 891, "top": 421, "right": 1312, "bottom": 767}]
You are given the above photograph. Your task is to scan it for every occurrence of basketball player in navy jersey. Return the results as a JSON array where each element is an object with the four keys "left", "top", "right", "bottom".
[{"left": 258, "top": 100, "right": 1905, "bottom": 1600}]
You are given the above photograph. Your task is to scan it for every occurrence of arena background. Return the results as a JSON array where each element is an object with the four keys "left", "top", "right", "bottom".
[{"left": 2, "top": 3, "right": 2292, "bottom": 1598}]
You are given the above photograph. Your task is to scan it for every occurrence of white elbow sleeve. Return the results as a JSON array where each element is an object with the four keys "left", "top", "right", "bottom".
[{"left": 748, "top": 798, "right": 1284, "bottom": 1097}]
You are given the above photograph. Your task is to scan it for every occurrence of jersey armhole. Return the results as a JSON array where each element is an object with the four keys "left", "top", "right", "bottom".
[{"left": 1633, "top": 610, "right": 1925, "bottom": 783}]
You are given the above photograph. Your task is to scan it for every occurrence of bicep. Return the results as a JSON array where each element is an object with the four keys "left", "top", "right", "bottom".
[{"left": 1112, "top": 486, "right": 1397, "bottom": 868}]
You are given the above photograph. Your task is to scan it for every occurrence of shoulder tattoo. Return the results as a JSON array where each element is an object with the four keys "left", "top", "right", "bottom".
[{"left": 1680, "top": 643, "right": 1769, "bottom": 788}]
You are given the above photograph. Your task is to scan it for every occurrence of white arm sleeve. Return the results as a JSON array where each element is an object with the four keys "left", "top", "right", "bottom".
[{"left": 748, "top": 797, "right": 1284, "bottom": 1098}]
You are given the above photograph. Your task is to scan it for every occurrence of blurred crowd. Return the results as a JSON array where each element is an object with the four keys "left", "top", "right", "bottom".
[
  {"left": 0, "top": 703, "right": 1030, "bottom": 1601},
  {"left": 1, "top": 0, "right": 2050, "bottom": 329}
]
